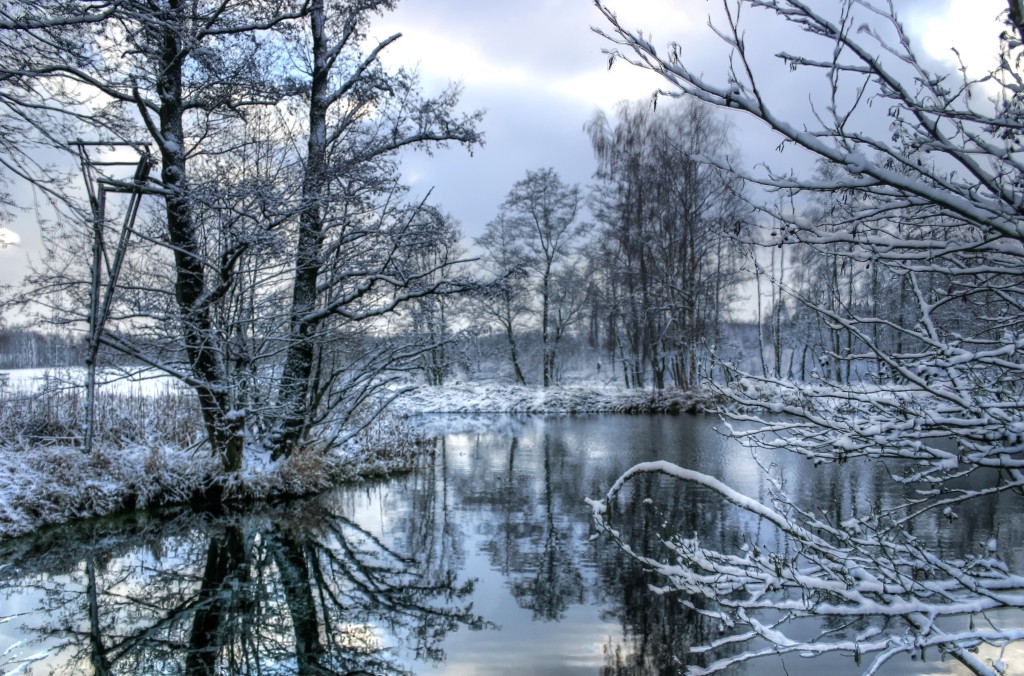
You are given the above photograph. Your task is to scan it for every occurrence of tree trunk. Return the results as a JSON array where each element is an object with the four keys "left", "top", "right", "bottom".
[
  {"left": 541, "top": 264, "right": 552, "bottom": 387},
  {"left": 157, "top": 3, "right": 240, "bottom": 473},
  {"left": 505, "top": 321, "right": 527, "bottom": 385},
  {"left": 274, "top": 0, "right": 329, "bottom": 458}
]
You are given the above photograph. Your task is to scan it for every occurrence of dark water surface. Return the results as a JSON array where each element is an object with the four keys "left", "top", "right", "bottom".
[{"left": 1, "top": 414, "right": 1021, "bottom": 674}]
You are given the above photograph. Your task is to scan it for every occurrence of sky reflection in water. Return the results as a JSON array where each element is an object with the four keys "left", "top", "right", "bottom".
[{"left": 1, "top": 414, "right": 1020, "bottom": 674}]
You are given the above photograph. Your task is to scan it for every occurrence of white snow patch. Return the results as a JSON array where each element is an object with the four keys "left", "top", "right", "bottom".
[{"left": 390, "top": 383, "right": 709, "bottom": 415}]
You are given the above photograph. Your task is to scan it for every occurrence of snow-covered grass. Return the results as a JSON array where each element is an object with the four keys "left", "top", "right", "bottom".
[
  {"left": 0, "top": 377, "right": 713, "bottom": 541},
  {"left": 0, "top": 379, "right": 425, "bottom": 540},
  {"left": 0, "top": 419, "right": 425, "bottom": 541},
  {"left": 391, "top": 383, "right": 713, "bottom": 415},
  {"left": 0, "top": 380, "right": 201, "bottom": 448}
]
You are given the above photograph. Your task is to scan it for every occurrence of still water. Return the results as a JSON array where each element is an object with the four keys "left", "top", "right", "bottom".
[{"left": 1, "top": 414, "right": 1020, "bottom": 675}]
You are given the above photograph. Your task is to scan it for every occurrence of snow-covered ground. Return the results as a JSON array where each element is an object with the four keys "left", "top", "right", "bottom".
[
  {"left": 0, "top": 413, "right": 425, "bottom": 541},
  {"left": 391, "top": 383, "right": 711, "bottom": 415},
  {"left": 1, "top": 367, "right": 183, "bottom": 396},
  {"left": 0, "top": 375, "right": 711, "bottom": 540}
]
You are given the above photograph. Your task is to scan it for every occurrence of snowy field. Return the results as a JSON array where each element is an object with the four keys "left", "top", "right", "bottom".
[{"left": 0, "top": 367, "right": 185, "bottom": 396}]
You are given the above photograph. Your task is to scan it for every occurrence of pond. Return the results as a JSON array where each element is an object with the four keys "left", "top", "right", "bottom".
[{"left": 0, "top": 414, "right": 1021, "bottom": 674}]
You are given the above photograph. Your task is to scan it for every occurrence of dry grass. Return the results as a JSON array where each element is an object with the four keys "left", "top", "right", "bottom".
[
  {"left": 0, "top": 385, "right": 424, "bottom": 540},
  {"left": 0, "top": 382, "right": 204, "bottom": 448}
]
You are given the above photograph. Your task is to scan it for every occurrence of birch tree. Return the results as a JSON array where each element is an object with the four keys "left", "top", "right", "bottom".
[
  {"left": 401, "top": 207, "right": 466, "bottom": 387},
  {"left": 498, "top": 168, "right": 583, "bottom": 388},
  {"left": 590, "top": 0, "right": 1024, "bottom": 673}
]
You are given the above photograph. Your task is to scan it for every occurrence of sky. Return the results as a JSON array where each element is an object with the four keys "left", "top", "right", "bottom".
[
  {"left": 0, "top": 0, "right": 1010, "bottom": 291},
  {"left": 379, "top": 0, "right": 1008, "bottom": 237}
]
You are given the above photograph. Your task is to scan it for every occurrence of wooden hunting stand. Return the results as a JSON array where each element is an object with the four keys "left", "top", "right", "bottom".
[{"left": 73, "top": 141, "right": 153, "bottom": 453}]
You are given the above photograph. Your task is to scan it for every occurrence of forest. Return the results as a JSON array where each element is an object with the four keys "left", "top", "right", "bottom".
[
  {"left": 1, "top": 0, "right": 1023, "bottom": 674},
  {"left": 0, "top": 0, "right": 768, "bottom": 468}
]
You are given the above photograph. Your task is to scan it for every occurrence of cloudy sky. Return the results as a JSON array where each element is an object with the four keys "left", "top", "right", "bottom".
[
  {"left": 376, "top": 0, "right": 1008, "bottom": 237},
  {"left": 0, "top": 0, "right": 1009, "bottom": 288}
]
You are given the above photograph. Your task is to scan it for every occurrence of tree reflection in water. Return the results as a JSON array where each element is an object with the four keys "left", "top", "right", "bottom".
[
  {"left": 0, "top": 493, "right": 488, "bottom": 675},
  {"left": 460, "top": 417, "right": 731, "bottom": 672},
  {"left": 592, "top": 464, "right": 742, "bottom": 674},
  {"left": 6, "top": 416, "right": 1002, "bottom": 674},
  {"left": 480, "top": 432, "right": 585, "bottom": 621}
]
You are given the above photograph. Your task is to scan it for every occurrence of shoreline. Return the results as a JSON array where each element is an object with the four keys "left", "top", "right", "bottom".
[{"left": 0, "top": 383, "right": 713, "bottom": 541}]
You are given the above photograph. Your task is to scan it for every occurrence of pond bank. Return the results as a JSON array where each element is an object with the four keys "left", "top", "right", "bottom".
[
  {"left": 0, "top": 383, "right": 711, "bottom": 540},
  {"left": 391, "top": 383, "right": 714, "bottom": 415}
]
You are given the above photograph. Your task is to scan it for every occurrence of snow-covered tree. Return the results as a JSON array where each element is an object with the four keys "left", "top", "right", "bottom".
[
  {"left": 497, "top": 168, "right": 584, "bottom": 388},
  {"left": 3, "top": 0, "right": 310, "bottom": 472},
  {"left": 2, "top": 1, "right": 481, "bottom": 478},
  {"left": 589, "top": 0, "right": 1024, "bottom": 673},
  {"left": 268, "top": 0, "right": 481, "bottom": 458}
]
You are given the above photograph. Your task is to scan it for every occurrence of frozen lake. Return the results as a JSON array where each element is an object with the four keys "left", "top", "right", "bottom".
[{"left": 1, "top": 414, "right": 1021, "bottom": 674}]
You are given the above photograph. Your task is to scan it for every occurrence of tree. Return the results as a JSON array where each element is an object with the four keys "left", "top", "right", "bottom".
[
  {"left": 5, "top": 0, "right": 310, "bottom": 473},
  {"left": 5, "top": 1, "right": 481, "bottom": 478},
  {"left": 590, "top": 0, "right": 1024, "bottom": 673},
  {"left": 499, "top": 168, "right": 583, "bottom": 388},
  {"left": 269, "top": 0, "right": 481, "bottom": 458},
  {"left": 403, "top": 207, "right": 467, "bottom": 387},
  {"left": 546, "top": 262, "right": 589, "bottom": 383},
  {"left": 586, "top": 99, "right": 748, "bottom": 389},
  {"left": 474, "top": 213, "right": 533, "bottom": 385}
]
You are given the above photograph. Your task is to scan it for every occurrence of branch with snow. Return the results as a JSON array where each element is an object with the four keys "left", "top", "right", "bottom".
[
  {"left": 589, "top": 460, "right": 1023, "bottom": 675},
  {"left": 592, "top": 1, "right": 1024, "bottom": 672}
]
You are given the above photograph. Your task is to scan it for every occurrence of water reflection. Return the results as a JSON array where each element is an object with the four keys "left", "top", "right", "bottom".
[
  {"left": 0, "top": 497, "right": 487, "bottom": 674},
  {"left": 484, "top": 433, "right": 586, "bottom": 622},
  {"left": 1, "top": 414, "right": 1019, "bottom": 674}
]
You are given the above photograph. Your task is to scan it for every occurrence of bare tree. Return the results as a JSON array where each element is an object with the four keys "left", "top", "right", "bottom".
[
  {"left": 474, "top": 213, "right": 532, "bottom": 385},
  {"left": 5, "top": 1, "right": 481, "bottom": 479},
  {"left": 586, "top": 99, "right": 748, "bottom": 389},
  {"left": 5, "top": 0, "right": 309, "bottom": 473},
  {"left": 590, "top": 0, "right": 1024, "bottom": 673},
  {"left": 400, "top": 207, "right": 467, "bottom": 387},
  {"left": 270, "top": 0, "right": 481, "bottom": 458},
  {"left": 547, "top": 262, "right": 589, "bottom": 384},
  {"left": 499, "top": 168, "right": 583, "bottom": 388}
]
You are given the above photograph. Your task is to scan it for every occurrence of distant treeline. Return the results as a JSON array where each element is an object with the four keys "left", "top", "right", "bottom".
[
  {"left": 0, "top": 319, "right": 762, "bottom": 385},
  {"left": 0, "top": 327, "right": 83, "bottom": 369}
]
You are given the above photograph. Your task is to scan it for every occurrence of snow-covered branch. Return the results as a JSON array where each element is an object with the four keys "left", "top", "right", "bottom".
[
  {"left": 590, "top": 461, "right": 1024, "bottom": 674},
  {"left": 591, "top": 0, "right": 1024, "bottom": 671}
]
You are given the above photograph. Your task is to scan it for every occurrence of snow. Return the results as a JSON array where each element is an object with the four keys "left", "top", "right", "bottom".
[
  {"left": 0, "top": 367, "right": 184, "bottom": 397},
  {"left": 390, "top": 383, "right": 710, "bottom": 415},
  {"left": 0, "top": 424, "right": 425, "bottom": 541},
  {"left": 0, "top": 380, "right": 712, "bottom": 541},
  {"left": 589, "top": 447, "right": 1024, "bottom": 675}
]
